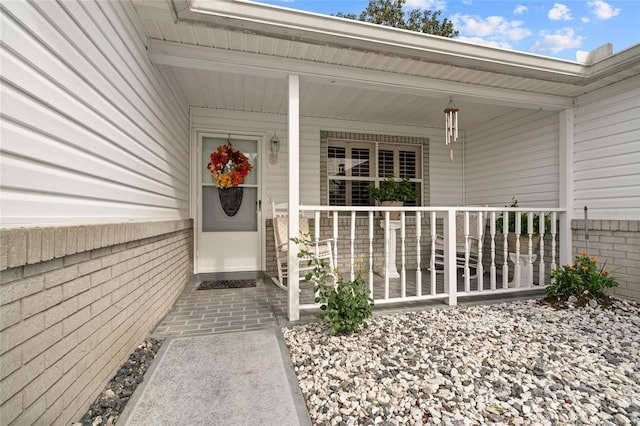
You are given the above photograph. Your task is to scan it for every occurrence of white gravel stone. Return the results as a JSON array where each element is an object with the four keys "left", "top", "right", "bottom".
[{"left": 282, "top": 298, "right": 640, "bottom": 425}]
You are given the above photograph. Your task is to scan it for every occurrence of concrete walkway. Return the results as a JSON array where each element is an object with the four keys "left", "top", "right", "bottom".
[{"left": 119, "top": 279, "right": 312, "bottom": 426}]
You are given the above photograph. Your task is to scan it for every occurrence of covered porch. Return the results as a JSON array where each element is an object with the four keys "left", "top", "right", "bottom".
[{"left": 128, "top": 1, "right": 593, "bottom": 319}]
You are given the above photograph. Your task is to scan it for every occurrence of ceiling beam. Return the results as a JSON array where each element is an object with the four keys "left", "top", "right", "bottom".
[{"left": 149, "top": 40, "right": 575, "bottom": 111}]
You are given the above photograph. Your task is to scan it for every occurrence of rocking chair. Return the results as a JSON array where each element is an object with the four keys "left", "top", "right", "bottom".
[
  {"left": 432, "top": 212, "right": 487, "bottom": 278},
  {"left": 270, "top": 203, "right": 334, "bottom": 290}
]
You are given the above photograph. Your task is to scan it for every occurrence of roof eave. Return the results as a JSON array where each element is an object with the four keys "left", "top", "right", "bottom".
[{"left": 176, "top": 0, "right": 605, "bottom": 84}]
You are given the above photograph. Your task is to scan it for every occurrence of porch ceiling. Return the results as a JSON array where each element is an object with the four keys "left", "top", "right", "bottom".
[{"left": 131, "top": 0, "right": 640, "bottom": 129}]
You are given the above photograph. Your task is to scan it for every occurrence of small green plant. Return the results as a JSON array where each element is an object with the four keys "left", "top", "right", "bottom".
[
  {"left": 292, "top": 236, "right": 374, "bottom": 336},
  {"left": 367, "top": 175, "right": 417, "bottom": 202},
  {"left": 490, "top": 402, "right": 504, "bottom": 414},
  {"left": 496, "top": 197, "right": 550, "bottom": 235},
  {"left": 545, "top": 251, "right": 618, "bottom": 299}
]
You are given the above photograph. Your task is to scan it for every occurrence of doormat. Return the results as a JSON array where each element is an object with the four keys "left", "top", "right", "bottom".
[{"left": 197, "top": 280, "right": 257, "bottom": 290}]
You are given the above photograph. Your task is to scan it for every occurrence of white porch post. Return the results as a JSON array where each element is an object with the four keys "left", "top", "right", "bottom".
[
  {"left": 558, "top": 109, "right": 574, "bottom": 266},
  {"left": 287, "top": 74, "right": 301, "bottom": 321},
  {"left": 444, "top": 209, "right": 457, "bottom": 305}
]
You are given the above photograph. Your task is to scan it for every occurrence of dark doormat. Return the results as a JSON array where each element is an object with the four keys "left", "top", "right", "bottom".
[{"left": 197, "top": 280, "right": 257, "bottom": 290}]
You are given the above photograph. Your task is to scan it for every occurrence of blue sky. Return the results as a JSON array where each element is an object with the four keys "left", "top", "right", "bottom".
[{"left": 257, "top": 0, "right": 640, "bottom": 61}]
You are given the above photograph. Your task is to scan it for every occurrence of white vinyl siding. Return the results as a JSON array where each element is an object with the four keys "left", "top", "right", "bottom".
[
  {"left": 191, "top": 108, "right": 436, "bottom": 214},
  {"left": 574, "top": 75, "right": 640, "bottom": 220},
  {"left": 428, "top": 132, "right": 463, "bottom": 206},
  {"left": 0, "top": 1, "right": 189, "bottom": 226},
  {"left": 463, "top": 109, "right": 560, "bottom": 208}
]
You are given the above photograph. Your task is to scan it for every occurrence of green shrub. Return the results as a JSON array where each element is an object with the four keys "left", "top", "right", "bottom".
[
  {"left": 292, "top": 236, "right": 374, "bottom": 335},
  {"left": 367, "top": 175, "right": 417, "bottom": 202},
  {"left": 545, "top": 251, "right": 618, "bottom": 299},
  {"left": 496, "top": 197, "right": 550, "bottom": 236}
]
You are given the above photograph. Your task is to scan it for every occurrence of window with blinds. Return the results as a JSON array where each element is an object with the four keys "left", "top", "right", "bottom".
[{"left": 328, "top": 140, "right": 422, "bottom": 206}]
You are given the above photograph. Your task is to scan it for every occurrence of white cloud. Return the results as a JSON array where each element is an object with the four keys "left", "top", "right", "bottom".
[
  {"left": 588, "top": 0, "right": 620, "bottom": 19},
  {"left": 531, "top": 28, "right": 584, "bottom": 53},
  {"left": 581, "top": 16, "right": 590, "bottom": 23},
  {"left": 548, "top": 3, "right": 573, "bottom": 21},
  {"left": 455, "top": 36, "right": 513, "bottom": 50},
  {"left": 514, "top": 5, "right": 528, "bottom": 15},
  {"left": 405, "top": 0, "right": 448, "bottom": 10},
  {"left": 453, "top": 14, "right": 531, "bottom": 41}
]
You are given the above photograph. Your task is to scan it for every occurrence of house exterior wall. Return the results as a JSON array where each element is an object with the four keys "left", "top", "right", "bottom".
[
  {"left": 573, "top": 75, "right": 640, "bottom": 220},
  {"left": 572, "top": 75, "right": 640, "bottom": 301},
  {"left": 0, "top": 1, "right": 190, "bottom": 226},
  {"left": 0, "top": 221, "right": 192, "bottom": 425},
  {"left": 190, "top": 108, "right": 445, "bottom": 212},
  {"left": 463, "top": 109, "right": 560, "bottom": 207},
  {"left": 0, "top": 2, "right": 193, "bottom": 424}
]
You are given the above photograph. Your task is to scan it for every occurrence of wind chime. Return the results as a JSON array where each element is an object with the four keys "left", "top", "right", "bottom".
[{"left": 444, "top": 98, "right": 459, "bottom": 162}]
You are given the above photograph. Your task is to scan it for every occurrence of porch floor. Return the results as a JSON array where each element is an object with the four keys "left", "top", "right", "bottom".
[{"left": 151, "top": 272, "right": 544, "bottom": 338}]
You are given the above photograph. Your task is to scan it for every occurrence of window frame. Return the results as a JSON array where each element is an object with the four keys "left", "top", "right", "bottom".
[{"left": 327, "top": 138, "right": 423, "bottom": 207}]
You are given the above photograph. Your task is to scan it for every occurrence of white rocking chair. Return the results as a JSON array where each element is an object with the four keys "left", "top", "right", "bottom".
[
  {"left": 432, "top": 212, "right": 486, "bottom": 278},
  {"left": 270, "top": 203, "right": 334, "bottom": 290}
]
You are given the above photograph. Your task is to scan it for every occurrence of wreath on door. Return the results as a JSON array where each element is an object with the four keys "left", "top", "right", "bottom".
[{"left": 207, "top": 144, "right": 253, "bottom": 188}]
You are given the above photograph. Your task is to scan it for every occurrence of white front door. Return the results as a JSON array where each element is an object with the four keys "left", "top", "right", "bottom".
[{"left": 196, "top": 133, "right": 261, "bottom": 273}]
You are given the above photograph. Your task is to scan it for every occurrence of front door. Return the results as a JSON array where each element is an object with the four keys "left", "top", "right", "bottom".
[{"left": 196, "top": 133, "right": 261, "bottom": 273}]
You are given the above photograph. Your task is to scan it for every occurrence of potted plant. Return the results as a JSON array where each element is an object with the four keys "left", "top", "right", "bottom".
[
  {"left": 367, "top": 175, "right": 417, "bottom": 220},
  {"left": 496, "top": 198, "right": 550, "bottom": 254}
]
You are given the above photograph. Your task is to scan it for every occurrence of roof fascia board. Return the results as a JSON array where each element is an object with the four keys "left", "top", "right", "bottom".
[
  {"left": 149, "top": 39, "right": 574, "bottom": 110},
  {"left": 175, "top": 0, "right": 590, "bottom": 84},
  {"left": 582, "top": 44, "right": 640, "bottom": 83}
]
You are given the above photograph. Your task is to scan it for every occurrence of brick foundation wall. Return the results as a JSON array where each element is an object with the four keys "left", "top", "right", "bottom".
[
  {"left": 572, "top": 219, "right": 640, "bottom": 301},
  {"left": 0, "top": 220, "right": 193, "bottom": 425}
]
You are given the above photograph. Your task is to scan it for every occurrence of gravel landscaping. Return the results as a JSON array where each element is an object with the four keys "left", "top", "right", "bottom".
[
  {"left": 74, "top": 338, "right": 163, "bottom": 426},
  {"left": 283, "top": 299, "right": 640, "bottom": 425}
]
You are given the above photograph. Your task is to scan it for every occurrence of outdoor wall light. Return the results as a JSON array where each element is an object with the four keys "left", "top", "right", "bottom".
[{"left": 269, "top": 132, "right": 280, "bottom": 165}]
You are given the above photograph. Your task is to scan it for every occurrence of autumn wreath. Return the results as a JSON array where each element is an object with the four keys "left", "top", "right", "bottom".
[{"left": 207, "top": 144, "right": 253, "bottom": 188}]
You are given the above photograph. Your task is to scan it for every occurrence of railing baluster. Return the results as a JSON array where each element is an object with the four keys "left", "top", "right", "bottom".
[
  {"left": 502, "top": 210, "right": 509, "bottom": 289},
  {"left": 538, "top": 211, "right": 546, "bottom": 286},
  {"left": 527, "top": 211, "right": 534, "bottom": 287},
  {"left": 514, "top": 212, "right": 521, "bottom": 288},
  {"left": 332, "top": 210, "right": 339, "bottom": 270},
  {"left": 551, "top": 211, "right": 557, "bottom": 273},
  {"left": 490, "top": 211, "right": 496, "bottom": 290},
  {"left": 415, "top": 211, "right": 422, "bottom": 297},
  {"left": 430, "top": 211, "right": 436, "bottom": 295},
  {"left": 368, "top": 211, "right": 374, "bottom": 297},
  {"left": 314, "top": 210, "right": 321, "bottom": 255},
  {"left": 350, "top": 211, "right": 356, "bottom": 281},
  {"left": 400, "top": 212, "right": 406, "bottom": 298},
  {"left": 464, "top": 212, "right": 470, "bottom": 292},
  {"left": 383, "top": 212, "right": 390, "bottom": 300},
  {"left": 477, "top": 211, "right": 484, "bottom": 292}
]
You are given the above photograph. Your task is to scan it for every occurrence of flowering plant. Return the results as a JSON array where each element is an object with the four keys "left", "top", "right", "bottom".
[
  {"left": 546, "top": 251, "right": 618, "bottom": 298},
  {"left": 207, "top": 144, "right": 253, "bottom": 188}
]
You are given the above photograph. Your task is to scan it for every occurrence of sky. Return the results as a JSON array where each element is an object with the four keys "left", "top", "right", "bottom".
[{"left": 256, "top": 0, "right": 640, "bottom": 62}]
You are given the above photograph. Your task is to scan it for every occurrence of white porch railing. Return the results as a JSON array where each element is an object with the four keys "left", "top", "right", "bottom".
[{"left": 287, "top": 206, "right": 568, "bottom": 320}]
